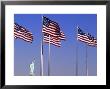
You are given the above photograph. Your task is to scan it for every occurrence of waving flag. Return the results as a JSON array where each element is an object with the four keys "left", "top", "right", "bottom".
[
  {"left": 42, "top": 16, "right": 61, "bottom": 37},
  {"left": 42, "top": 16, "right": 65, "bottom": 47},
  {"left": 43, "top": 33, "right": 61, "bottom": 47},
  {"left": 77, "top": 27, "right": 88, "bottom": 43},
  {"left": 14, "top": 23, "right": 33, "bottom": 43},
  {"left": 77, "top": 27, "right": 97, "bottom": 47}
]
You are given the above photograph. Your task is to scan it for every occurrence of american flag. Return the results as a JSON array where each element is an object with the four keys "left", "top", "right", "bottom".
[
  {"left": 42, "top": 16, "right": 66, "bottom": 47},
  {"left": 14, "top": 23, "right": 33, "bottom": 43},
  {"left": 42, "top": 16, "right": 60, "bottom": 37},
  {"left": 77, "top": 27, "right": 97, "bottom": 47},
  {"left": 43, "top": 33, "right": 61, "bottom": 47}
]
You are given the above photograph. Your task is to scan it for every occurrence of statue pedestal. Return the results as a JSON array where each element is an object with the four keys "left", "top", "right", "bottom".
[{"left": 29, "top": 73, "right": 35, "bottom": 76}]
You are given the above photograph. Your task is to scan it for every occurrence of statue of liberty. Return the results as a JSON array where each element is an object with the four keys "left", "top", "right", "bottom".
[{"left": 29, "top": 59, "right": 35, "bottom": 76}]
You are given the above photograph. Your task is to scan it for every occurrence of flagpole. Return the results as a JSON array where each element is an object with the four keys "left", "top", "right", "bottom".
[
  {"left": 40, "top": 15, "right": 44, "bottom": 76},
  {"left": 76, "top": 41, "right": 78, "bottom": 76},
  {"left": 48, "top": 35, "right": 51, "bottom": 76},
  {"left": 85, "top": 44, "right": 88, "bottom": 76},
  {"left": 40, "top": 40, "right": 43, "bottom": 76},
  {"left": 76, "top": 26, "right": 78, "bottom": 76}
]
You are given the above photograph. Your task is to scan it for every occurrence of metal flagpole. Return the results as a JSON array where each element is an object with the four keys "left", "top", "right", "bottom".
[
  {"left": 40, "top": 15, "right": 44, "bottom": 76},
  {"left": 76, "top": 26, "right": 78, "bottom": 76},
  {"left": 40, "top": 40, "right": 43, "bottom": 76},
  {"left": 48, "top": 35, "right": 51, "bottom": 76},
  {"left": 76, "top": 41, "right": 78, "bottom": 76},
  {"left": 85, "top": 44, "right": 88, "bottom": 76}
]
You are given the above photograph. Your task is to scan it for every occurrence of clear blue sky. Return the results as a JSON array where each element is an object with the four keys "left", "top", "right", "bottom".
[{"left": 14, "top": 14, "right": 97, "bottom": 76}]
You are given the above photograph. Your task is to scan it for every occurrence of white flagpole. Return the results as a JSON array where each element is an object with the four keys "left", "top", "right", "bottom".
[
  {"left": 40, "top": 15, "right": 44, "bottom": 76},
  {"left": 41, "top": 40, "right": 43, "bottom": 76},
  {"left": 48, "top": 35, "right": 51, "bottom": 76},
  {"left": 76, "top": 42, "right": 78, "bottom": 76},
  {"left": 85, "top": 44, "right": 88, "bottom": 76},
  {"left": 76, "top": 26, "right": 78, "bottom": 76}
]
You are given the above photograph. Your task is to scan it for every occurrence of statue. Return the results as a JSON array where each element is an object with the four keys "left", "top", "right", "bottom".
[{"left": 29, "top": 59, "right": 35, "bottom": 76}]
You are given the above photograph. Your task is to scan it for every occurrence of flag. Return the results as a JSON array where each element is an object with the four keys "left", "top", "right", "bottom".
[
  {"left": 14, "top": 23, "right": 33, "bottom": 43},
  {"left": 42, "top": 16, "right": 61, "bottom": 37},
  {"left": 77, "top": 27, "right": 97, "bottom": 47},
  {"left": 42, "top": 16, "right": 65, "bottom": 40},
  {"left": 77, "top": 27, "right": 89, "bottom": 43},
  {"left": 43, "top": 33, "right": 61, "bottom": 47},
  {"left": 42, "top": 16, "right": 66, "bottom": 47}
]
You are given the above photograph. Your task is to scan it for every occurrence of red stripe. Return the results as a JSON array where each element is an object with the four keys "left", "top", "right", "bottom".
[
  {"left": 49, "top": 23, "right": 60, "bottom": 29},
  {"left": 43, "top": 25, "right": 57, "bottom": 32}
]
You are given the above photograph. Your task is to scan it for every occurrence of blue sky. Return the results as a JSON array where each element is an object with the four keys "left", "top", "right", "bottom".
[{"left": 14, "top": 14, "right": 97, "bottom": 76}]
